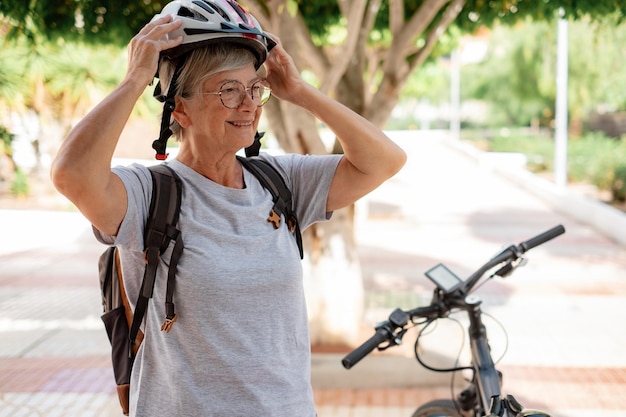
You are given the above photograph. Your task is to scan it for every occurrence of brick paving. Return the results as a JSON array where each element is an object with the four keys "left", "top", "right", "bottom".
[{"left": 2, "top": 133, "right": 626, "bottom": 416}]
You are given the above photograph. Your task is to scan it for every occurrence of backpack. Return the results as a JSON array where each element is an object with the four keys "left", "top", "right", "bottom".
[{"left": 98, "top": 157, "right": 302, "bottom": 416}]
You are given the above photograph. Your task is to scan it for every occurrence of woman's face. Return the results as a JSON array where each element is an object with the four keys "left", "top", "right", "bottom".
[{"left": 181, "top": 64, "right": 263, "bottom": 154}]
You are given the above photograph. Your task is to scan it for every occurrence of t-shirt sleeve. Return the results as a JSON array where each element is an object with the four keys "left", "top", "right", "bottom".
[
  {"left": 92, "top": 163, "right": 153, "bottom": 251},
  {"left": 258, "top": 153, "right": 342, "bottom": 231}
]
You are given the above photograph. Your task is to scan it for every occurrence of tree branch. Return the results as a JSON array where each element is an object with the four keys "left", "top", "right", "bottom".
[
  {"left": 360, "top": 0, "right": 383, "bottom": 104},
  {"left": 320, "top": 0, "right": 368, "bottom": 94},
  {"left": 389, "top": 0, "right": 404, "bottom": 36},
  {"left": 245, "top": 1, "right": 329, "bottom": 79},
  {"left": 384, "top": 0, "right": 449, "bottom": 76},
  {"left": 408, "top": 0, "right": 466, "bottom": 72}
]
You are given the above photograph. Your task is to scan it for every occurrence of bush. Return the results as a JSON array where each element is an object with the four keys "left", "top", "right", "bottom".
[
  {"left": 568, "top": 134, "right": 626, "bottom": 197},
  {"left": 613, "top": 164, "right": 626, "bottom": 202},
  {"left": 10, "top": 168, "right": 29, "bottom": 197}
]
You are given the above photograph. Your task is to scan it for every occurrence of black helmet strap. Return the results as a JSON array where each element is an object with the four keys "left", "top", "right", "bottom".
[
  {"left": 152, "top": 58, "right": 186, "bottom": 160},
  {"left": 245, "top": 131, "right": 265, "bottom": 157}
]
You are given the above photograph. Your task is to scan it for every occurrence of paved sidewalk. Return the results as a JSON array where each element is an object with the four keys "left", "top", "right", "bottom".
[{"left": 2, "top": 133, "right": 626, "bottom": 417}]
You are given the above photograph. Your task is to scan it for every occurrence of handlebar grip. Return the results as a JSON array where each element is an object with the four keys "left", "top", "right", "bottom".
[
  {"left": 341, "top": 327, "right": 391, "bottom": 369},
  {"left": 519, "top": 224, "right": 565, "bottom": 252}
]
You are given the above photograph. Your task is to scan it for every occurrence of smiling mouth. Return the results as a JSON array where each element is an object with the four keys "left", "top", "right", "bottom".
[{"left": 229, "top": 121, "right": 254, "bottom": 127}]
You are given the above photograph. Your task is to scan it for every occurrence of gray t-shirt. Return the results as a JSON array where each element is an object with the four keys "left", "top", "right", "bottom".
[{"left": 95, "top": 152, "right": 341, "bottom": 417}]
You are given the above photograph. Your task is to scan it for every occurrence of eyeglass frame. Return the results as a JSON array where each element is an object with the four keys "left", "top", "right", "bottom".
[{"left": 201, "top": 79, "right": 272, "bottom": 109}]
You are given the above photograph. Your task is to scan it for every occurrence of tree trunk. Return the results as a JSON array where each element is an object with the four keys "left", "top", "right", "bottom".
[
  {"left": 303, "top": 207, "right": 364, "bottom": 347},
  {"left": 252, "top": 7, "right": 364, "bottom": 346}
]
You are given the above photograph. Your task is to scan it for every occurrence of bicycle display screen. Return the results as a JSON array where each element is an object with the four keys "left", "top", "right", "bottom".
[{"left": 425, "top": 263, "right": 463, "bottom": 293}]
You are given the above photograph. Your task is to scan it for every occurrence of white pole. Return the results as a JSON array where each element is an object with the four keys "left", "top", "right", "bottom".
[
  {"left": 450, "top": 49, "right": 461, "bottom": 140},
  {"left": 554, "top": 11, "right": 568, "bottom": 188}
]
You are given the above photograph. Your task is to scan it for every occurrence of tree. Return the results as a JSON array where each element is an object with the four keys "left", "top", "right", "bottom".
[{"left": 2, "top": 0, "right": 625, "bottom": 345}]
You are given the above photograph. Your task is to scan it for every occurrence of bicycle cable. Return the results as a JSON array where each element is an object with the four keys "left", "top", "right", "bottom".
[
  {"left": 413, "top": 316, "right": 473, "bottom": 373},
  {"left": 472, "top": 273, "right": 511, "bottom": 365},
  {"left": 472, "top": 272, "right": 496, "bottom": 293},
  {"left": 414, "top": 315, "right": 473, "bottom": 416},
  {"left": 481, "top": 310, "right": 509, "bottom": 365}
]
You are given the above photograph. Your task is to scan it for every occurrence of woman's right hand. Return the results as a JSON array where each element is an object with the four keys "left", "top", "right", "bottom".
[{"left": 126, "top": 14, "right": 183, "bottom": 86}]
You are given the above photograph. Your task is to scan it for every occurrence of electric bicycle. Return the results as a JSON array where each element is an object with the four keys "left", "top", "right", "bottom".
[{"left": 342, "top": 225, "right": 566, "bottom": 417}]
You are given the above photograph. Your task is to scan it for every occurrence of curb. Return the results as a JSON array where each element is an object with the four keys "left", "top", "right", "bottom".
[
  {"left": 444, "top": 137, "right": 626, "bottom": 248},
  {"left": 311, "top": 353, "right": 456, "bottom": 389}
]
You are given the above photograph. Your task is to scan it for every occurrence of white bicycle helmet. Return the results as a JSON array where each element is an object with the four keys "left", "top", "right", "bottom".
[{"left": 153, "top": 0, "right": 275, "bottom": 67}]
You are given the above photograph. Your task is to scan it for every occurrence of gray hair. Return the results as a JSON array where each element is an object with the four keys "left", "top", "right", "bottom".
[{"left": 158, "top": 44, "right": 257, "bottom": 139}]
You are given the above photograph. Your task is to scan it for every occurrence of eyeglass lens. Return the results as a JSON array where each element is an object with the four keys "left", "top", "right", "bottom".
[{"left": 220, "top": 81, "right": 271, "bottom": 108}]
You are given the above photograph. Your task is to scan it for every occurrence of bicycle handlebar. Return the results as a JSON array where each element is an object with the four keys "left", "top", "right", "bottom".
[
  {"left": 342, "top": 305, "right": 440, "bottom": 369},
  {"left": 341, "top": 327, "right": 392, "bottom": 369},
  {"left": 342, "top": 225, "right": 566, "bottom": 369},
  {"left": 462, "top": 224, "right": 565, "bottom": 293},
  {"left": 519, "top": 224, "right": 565, "bottom": 253}
]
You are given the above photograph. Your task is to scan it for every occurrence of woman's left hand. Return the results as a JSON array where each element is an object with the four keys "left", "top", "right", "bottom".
[{"left": 262, "top": 34, "right": 307, "bottom": 103}]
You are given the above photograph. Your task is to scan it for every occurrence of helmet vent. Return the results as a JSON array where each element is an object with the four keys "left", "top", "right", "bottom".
[
  {"left": 227, "top": 0, "right": 250, "bottom": 24},
  {"left": 203, "top": 2, "right": 231, "bottom": 22},
  {"left": 178, "top": 6, "right": 209, "bottom": 22},
  {"left": 192, "top": 1, "right": 215, "bottom": 14}
]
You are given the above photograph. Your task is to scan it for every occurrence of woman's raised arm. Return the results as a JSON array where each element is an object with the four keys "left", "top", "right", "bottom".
[
  {"left": 263, "top": 38, "right": 406, "bottom": 212},
  {"left": 51, "top": 15, "right": 183, "bottom": 235}
]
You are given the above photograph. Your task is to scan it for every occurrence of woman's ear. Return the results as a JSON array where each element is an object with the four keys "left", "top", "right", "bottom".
[{"left": 172, "top": 96, "right": 191, "bottom": 128}]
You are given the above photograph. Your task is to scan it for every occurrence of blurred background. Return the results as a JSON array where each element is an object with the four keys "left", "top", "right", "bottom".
[{"left": 1, "top": 1, "right": 626, "bottom": 416}]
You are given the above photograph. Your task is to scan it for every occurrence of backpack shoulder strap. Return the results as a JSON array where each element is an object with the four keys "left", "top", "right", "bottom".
[
  {"left": 129, "top": 164, "right": 184, "bottom": 352},
  {"left": 237, "top": 156, "right": 303, "bottom": 259}
]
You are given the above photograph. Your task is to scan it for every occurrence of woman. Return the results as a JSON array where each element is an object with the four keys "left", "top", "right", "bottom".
[{"left": 51, "top": 1, "right": 406, "bottom": 416}]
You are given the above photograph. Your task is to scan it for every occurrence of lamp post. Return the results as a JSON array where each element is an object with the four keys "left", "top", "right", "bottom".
[
  {"left": 554, "top": 9, "right": 569, "bottom": 188},
  {"left": 450, "top": 49, "right": 461, "bottom": 140}
]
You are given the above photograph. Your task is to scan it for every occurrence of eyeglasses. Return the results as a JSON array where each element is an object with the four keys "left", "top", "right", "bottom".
[{"left": 202, "top": 80, "right": 271, "bottom": 109}]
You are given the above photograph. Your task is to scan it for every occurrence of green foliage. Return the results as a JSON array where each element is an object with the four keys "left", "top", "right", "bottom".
[
  {"left": 45, "top": 42, "right": 126, "bottom": 114},
  {"left": 296, "top": 1, "right": 341, "bottom": 39},
  {"left": 571, "top": 14, "right": 626, "bottom": 111},
  {"left": 567, "top": 134, "right": 626, "bottom": 193},
  {"left": 2, "top": 0, "right": 626, "bottom": 136},
  {"left": 0, "top": 126, "right": 14, "bottom": 153},
  {"left": 613, "top": 164, "right": 626, "bottom": 201},
  {"left": 462, "top": 17, "right": 626, "bottom": 128},
  {"left": 4, "top": 0, "right": 623, "bottom": 53},
  {"left": 461, "top": 20, "right": 556, "bottom": 127},
  {"left": 296, "top": 0, "right": 626, "bottom": 36},
  {"left": 0, "top": 48, "right": 27, "bottom": 108},
  {"left": 10, "top": 168, "right": 29, "bottom": 197},
  {"left": 463, "top": 130, "right": 555, "bottom": 171},
  {"left": 401, "top": 60, "right": 449, "bottom": 104},
  {"left": 0, "top": 38, "right": 129, "bottom": 119},
  {"left": 458, "top": 0, "right": 626, "bottom": 29},
  {"left": 1, "top": 0, "right": 166, "bottom": 46}
]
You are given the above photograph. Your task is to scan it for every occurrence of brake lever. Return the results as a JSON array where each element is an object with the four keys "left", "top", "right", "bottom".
[
  {"left": 494, "top": 257, "right": 527, "bottom": 278},
  {"left": 372, "top": 308, "right": 410, "bottom": 349},
  {"left": 377, "top": 328, "right": 408, "bottom": 351}
]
